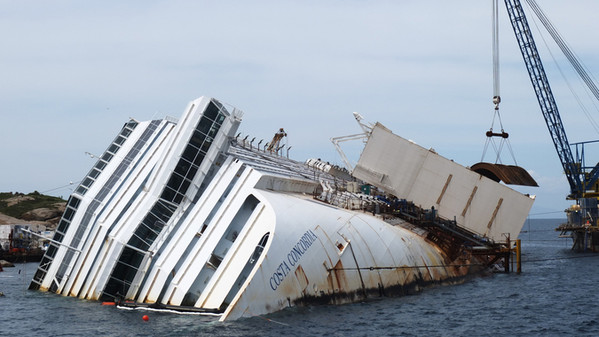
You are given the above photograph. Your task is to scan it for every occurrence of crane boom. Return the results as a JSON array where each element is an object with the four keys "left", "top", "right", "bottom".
[{"left": 503, "top": 0, "right": 583, "bottom": 199}]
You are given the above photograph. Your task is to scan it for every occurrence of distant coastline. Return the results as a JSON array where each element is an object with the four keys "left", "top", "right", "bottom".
[{"left": 0, "top": 191, "right": 66, "bottom": 228}]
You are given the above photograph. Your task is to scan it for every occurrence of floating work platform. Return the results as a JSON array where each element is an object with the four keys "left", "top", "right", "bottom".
[
  {"left": 557, "top": 198, "right": 599, "bottom": 251},
  {"left": 557, "top": 224, "right": 599, "bottom": 252}
]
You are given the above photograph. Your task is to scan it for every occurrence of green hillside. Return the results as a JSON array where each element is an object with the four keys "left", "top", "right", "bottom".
[{"left": 0, "top": 192, "right": 66, "bottom": 219}]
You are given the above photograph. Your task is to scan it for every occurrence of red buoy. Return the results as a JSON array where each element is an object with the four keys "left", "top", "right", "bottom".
[{"left": 142, "top": 315, "right": 149, "bottom": 321}]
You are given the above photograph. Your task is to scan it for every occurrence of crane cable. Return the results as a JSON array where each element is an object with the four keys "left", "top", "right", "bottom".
[
  {"left": 482, "top": 0, "right": 518, "bottom": 165},
  {"left": 525, "top": 0, "right": 599, "bottom": 102},
  {"left": 524, "top": 0, "right": 599, "bottom": 135},
  {"left": 527, "top": 11, "right": 599, "bottom": 136},
  {"left": 492, "top": 0, "right": 500, "bottom": 102}
]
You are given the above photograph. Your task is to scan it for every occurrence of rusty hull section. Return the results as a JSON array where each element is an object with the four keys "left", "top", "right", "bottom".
[
  {"left": 470, "top": 162, "right": 538, "bottom": 187},
  {"left": 222, "top": 191, "right": 487, "bottom": 321}
]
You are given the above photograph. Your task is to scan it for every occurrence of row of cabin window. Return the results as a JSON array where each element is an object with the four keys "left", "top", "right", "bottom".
[{"left": 74, "top": 123, "right": 137, "bottom": 195}]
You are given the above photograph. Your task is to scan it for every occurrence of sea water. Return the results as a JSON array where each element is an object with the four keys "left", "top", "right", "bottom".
[{"left": 1, "top": 218, "right": 598, "bottom": 337}]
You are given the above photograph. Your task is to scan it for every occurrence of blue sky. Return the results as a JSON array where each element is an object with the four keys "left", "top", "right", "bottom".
[{"left": 2, "top": 0, "right": 599, "bottom": 219}]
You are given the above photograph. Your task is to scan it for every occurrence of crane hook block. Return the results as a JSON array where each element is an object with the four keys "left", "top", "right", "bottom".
[{"left": 486, "top": 130, "right": 509, "bottom": 138}]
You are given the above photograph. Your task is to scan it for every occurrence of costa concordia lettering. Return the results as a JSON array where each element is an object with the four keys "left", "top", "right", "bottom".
[{"left": 29, "top": 96, "right": 535, "bottom": 320}]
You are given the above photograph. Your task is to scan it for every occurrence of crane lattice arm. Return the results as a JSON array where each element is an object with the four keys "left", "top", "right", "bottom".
[{"left": 503, "top": 0, "right": 583, "bottom": 199}]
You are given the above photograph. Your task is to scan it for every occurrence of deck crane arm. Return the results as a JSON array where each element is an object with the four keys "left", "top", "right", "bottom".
[{"left": 502, "top": 0, "right": 583, "bottom": 199}]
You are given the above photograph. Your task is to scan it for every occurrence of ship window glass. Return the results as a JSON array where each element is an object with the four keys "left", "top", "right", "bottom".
[
  {"left": 96, "top": 186, "right": 111, "bottom": 202},
  {"left": 101, "top": 152, "right": 113, "bottom": 162},
  {"left": 89, "top": 168, "right": 101, "bottom": 179},
  {"left": 81, "top": 177, "right": 93, "bottom": 188},
  {"left": 151, "top": 202, "right": 175, "bottom": 223},
  {"left": 204, "top": 102, "right": 220, "bottom": 121},
  {"left": 126, "top": 120, "right": 138, "bottom": 129},
  {"left": 55, "top": 250, "right": 75, "bottom": 285},
  {"left": 147, "top": 221, "right": 164, "bottom": 238},
  {"left": 200, "top": 223, "right": 208, "bottom": 235},
  {"left": 31, "top": 271, "right": 45, "bottom": 287},
  {"left": 110, "top": 261, "right": 137, "bottom": 285},
  {"left": 67, "top": 196, "right": 81, "bottom": 209},
  {"left": 53, "top": 231, "right": 64, "bottom": 243},
  {"left": 181, "top": 145, "right": 198, "bottom": 163},
  {"left": 141, "top": 214, "right": 158, "bottom": 234},
  {"left": 136, "top": 230, "right": 155, "bottom": 249},
  {"left": 111, "top": 166, "right": 128, "bottom": 186},
  {"left": 173, "top": 192, "right": 184, "bottom": 204},
  {"left": 179, "top": 179, "right": 191, "bottom": 195},
  {"left": 208, "top": 254, "right": 222, "bottom": 269},
  {"left": 63, "top": 207, "right": 76, "bottom": 221},
  {"left": 225, "top": 229, "right": 238, "bottom": 242},
  {"left": 45, "top": 244, "right": 58, "bottom": 258},
  {"left": 197, "top": 118, "right": 212, "bottom": 136},
  {"left": 108, "top": 144, "right": 119, "bottom": 154},
  {"left": 165, "top": 173, "right": 184, "bottom": 192},
  {"left": 33, "top": 266, "right": 49, "bottom": 283},
  {"left": 129, "top": 233, "right": 150, "bottom": 251},
  {"left": 94, "top": 161, "right": 107, "bottom": 171},
  {"left": 120, "top": 128, "right": 132, "bottom": 138},
  {"left": 115, "top": 136, "right": 126, "bottom": 145},
  {"left": 200, "top": 138, "right": 213, "bottom": 153},
  {"left": 192, "top": 152, "right": 205, "bottom": 167},
  {"left": 207, "top": 125, "right": 219, "bottom": 138},
  {"left": 186, "top": 165, "right": 199, "bottom": 181},
  {"left": 56, "top": 219, "right": 69, "bottom": 233},
  {"left": 172, "top": 172, "right": 186, "bottom": 190},
  {"left": 160, "top": 186, "right": 177, "bottom": 203},
  {"left": 127, "top": 197, "right": 176, "bottom": 249},
  {"left": 49, "top": 281, "right": 58, "bottom": 293},
  {"left": 215, "top": 114, "right": 225, "bottom": 125},
  {"left": 75, "top": 186, "right": 88, "bottom": 195},
  {"left": 117, "top": 249, "right": 144, "bottom": 274},
  {"left": 174, "top": 158, "right": 192, "bottom": 178},
  {"left": 189, "top": 130, "right": 205, "bottom": 148}
]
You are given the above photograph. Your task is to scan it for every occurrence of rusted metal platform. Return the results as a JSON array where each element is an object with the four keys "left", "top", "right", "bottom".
[{"left": 379, "top": 199, "right": 520, "bottom": 274}]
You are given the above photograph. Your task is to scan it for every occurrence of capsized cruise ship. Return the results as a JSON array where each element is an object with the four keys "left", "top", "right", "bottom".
[{"left": 30, "top": 97, "right": 535, "bottom": 320}]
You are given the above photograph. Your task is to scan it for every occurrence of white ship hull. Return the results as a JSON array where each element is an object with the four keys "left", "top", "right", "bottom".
[{"left": 30, "top": 96, "right": 533, "bottom": 320}]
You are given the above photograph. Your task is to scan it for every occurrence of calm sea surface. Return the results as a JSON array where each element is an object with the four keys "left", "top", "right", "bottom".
[{"left": 1, "top": 218, "right": 598, "bottom": 336}]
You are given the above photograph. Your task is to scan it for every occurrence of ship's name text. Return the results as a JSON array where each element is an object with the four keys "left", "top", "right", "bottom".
[{"left": 269, "top": 230, "right": 318, "bottom": 291}]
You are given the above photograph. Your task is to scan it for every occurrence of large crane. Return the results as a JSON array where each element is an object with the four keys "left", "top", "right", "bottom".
[{"left": 502, "top": 0, "right": 599, "bottom": 249}]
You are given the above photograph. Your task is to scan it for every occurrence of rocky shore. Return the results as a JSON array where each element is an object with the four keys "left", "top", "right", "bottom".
[{"left": 0, "top": 192, "right": 66, "bottom": 230}]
